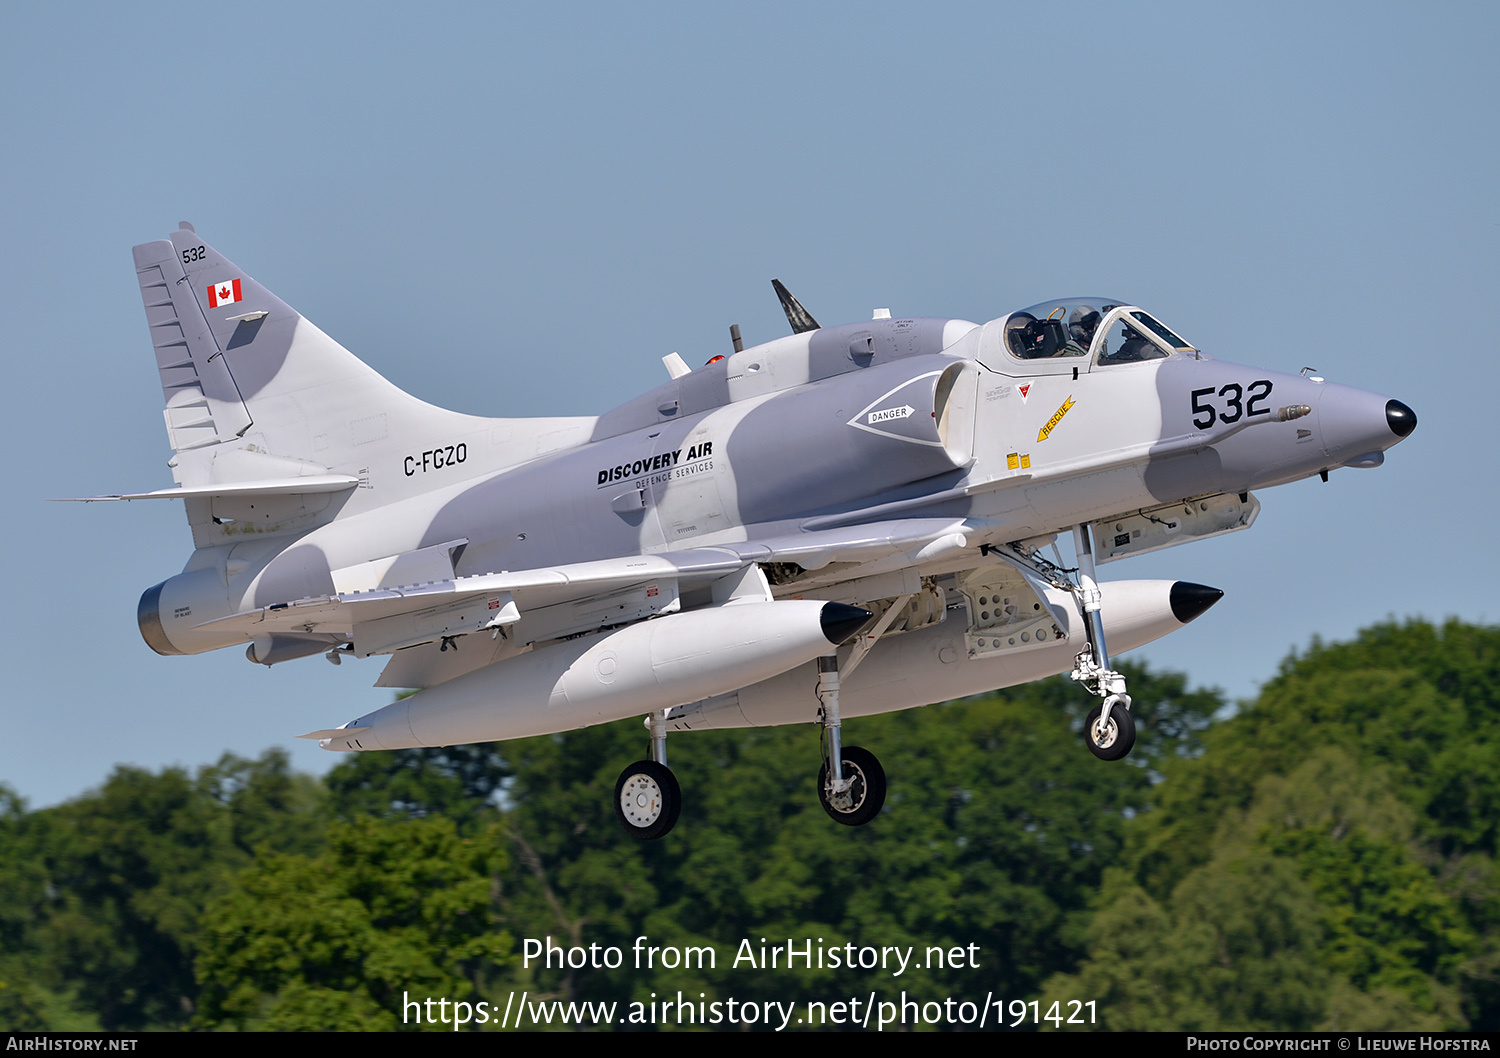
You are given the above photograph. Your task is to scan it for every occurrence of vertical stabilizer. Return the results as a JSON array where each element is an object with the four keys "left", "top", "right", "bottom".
[
  {"left": 134, "top": 226, "right": 253, "bottom": 450},
  {"left": 125, "top": 226, "right": 599, "bottom": 549}
]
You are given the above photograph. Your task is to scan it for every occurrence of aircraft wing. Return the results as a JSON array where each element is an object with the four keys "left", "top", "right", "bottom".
[{"left": 193, "top": 517, "right": 972, "bottom": 680}]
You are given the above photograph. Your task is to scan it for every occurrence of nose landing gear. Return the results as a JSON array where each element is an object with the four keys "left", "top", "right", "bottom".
[{"left": 1068, "top": 524, "right": 1137, "bottom": 760}]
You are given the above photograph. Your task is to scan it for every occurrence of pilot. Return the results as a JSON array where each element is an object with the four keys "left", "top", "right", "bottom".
[
  {"left": 1102, "top": 323, "right": 1156, "bottom": 363},
  {"left": 1121, "top": 324, "right": 1164, "bottom": 362},
  {"left": 1066, "top": 305, "right": 1101, "bottom": 355}
]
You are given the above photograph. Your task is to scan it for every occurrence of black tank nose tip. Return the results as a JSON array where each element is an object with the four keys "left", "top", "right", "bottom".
[
  {"left": 1386, "top": 399, "right": 1417, "bottom": 438},
  {"left": 1169, "top": 582, "right": 1224, "bottom": 625},
  {"left": 819, "top": 603, "right": 874, "bottom": 645}
]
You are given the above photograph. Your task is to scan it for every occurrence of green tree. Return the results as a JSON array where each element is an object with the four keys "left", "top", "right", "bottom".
[
  {"left": 0, "top": 750, "right": 324, "bottom": 1029},
  {"left": 1048, "top": 619, "right": 1500, "bottom": 1031},
  {"left": 194, "top": 815, "right": 512, "bottom": 1030},
  {"left": 324, "top": 743, "right": 511, "bottom": 834}
]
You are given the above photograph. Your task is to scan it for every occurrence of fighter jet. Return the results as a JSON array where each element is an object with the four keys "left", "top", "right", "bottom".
[{"left": 75, "top": 224, "right": 1416, "bottom": 839}]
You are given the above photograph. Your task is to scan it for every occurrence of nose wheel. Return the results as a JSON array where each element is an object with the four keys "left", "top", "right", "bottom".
[
  {"left": 1085, "top": 700, "right": 1136, "bottom": 761},
  {"left": 614, "top": 759, "right": 681, "bottom": 841}
]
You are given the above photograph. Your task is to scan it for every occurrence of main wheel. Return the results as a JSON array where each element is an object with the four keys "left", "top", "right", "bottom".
[
  {"left": 1085, "top": 702, "right": 1136, "bottom": 761},
  {"left": 614, "top": 760, "right": 681, "bottom": 840},
  {"left": 817, "top": 745, "right": 886, "bottom": 826}
]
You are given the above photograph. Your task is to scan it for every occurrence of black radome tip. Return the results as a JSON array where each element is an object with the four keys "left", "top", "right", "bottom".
[
  {"left": 1386, "top": 399, "right": 1417, "bottom": 438},
  {"left": 820, "top": 603, "right": 874, "bottom": 645},
  {"left": 1170, "top": 582, "right": 1224, "bottom": 625}
]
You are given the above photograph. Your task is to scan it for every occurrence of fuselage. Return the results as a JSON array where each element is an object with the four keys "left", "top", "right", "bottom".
[{"left": 143, "top": 303, "right": 1411, "bottom": 660}]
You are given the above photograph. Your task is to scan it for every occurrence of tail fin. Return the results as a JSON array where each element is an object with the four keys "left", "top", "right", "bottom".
[
  {"left": 134, "top": 222, "right": 451, "bottom": 480},
  {"left": 131, "top": 225, "right": 595, "bottom": 493},
  {"left": 133, "top": 223, "right": 255, "bottom": 452},
  {"left": 128, "top": 225, "right": 596, "bottom": 543}
]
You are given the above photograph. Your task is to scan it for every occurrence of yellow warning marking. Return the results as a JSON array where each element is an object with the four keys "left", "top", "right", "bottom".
[
  {"left": 1038, "top": 396, "right": 1075, "bottom": 442},
  {"left": 1020, "top": 454, "right": 1031, "bottom": 469},
  {"left": 1006, "top": 452, "right": 1020, "bottom": 470}
]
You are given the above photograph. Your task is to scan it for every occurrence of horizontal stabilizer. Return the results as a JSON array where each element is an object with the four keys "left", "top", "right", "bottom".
[
  {"left": 54, "top": 475, "right": 360, "bottom": 501},
  {"left": 297, "top": 726, "right": 369, "bottom": 741}
]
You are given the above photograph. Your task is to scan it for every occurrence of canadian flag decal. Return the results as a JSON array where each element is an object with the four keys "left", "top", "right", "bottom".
[{"left": 207, "top": 278, "right": 243, "bottom": 308}]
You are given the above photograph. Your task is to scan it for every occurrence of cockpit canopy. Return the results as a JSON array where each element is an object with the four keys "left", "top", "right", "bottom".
[{"left": 1003, "top": 298, "right": 1195, "bottom": 365}]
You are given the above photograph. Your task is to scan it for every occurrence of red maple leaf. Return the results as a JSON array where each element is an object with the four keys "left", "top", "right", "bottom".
[{"left": 218, "top": 285, "right": 232, "bottom": 300}]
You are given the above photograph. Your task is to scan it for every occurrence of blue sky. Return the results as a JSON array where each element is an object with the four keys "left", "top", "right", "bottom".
[{"left": 3, "top": 2, "right": 1497, "bottom": 807}]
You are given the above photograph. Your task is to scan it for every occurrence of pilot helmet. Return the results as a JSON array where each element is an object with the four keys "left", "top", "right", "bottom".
[{"left": 1069, "top": 305, "right": 1101, "bottom": 346}]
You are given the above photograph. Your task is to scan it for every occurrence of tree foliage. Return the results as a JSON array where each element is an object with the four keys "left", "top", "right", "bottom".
[
  {"left": 194, "top": 816, "right": 512, "bottom": 1030},
  {"left": 1046, "top": 619, "right": 1500, "bottom": 1030},
  {"left": 0, "top": 749, "right": 324, "bottom": 1029},
  {"left": 5, "top": 620, "right": 1500, "bottom": 1032}
]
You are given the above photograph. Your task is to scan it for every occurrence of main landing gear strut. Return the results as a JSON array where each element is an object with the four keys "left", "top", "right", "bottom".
[
  {"left": 614, "top": 710, "right": 682, "bottom": 840},
  {"left": 815, "top": 653, "right": 887, "bottom": 826},
  {"left": 613, "top": 631, "right": 889, "bottom": 840}
]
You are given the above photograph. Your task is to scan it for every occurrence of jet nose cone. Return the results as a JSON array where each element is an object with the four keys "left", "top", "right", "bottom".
[
  {"left": 1169, "top": 582, "right": 1224, "bottom": 624},
  {"left": 1386, "top": 399, "right": 1417, "bottom": 439},
  {"left": 1316, "top": 384, "right": 1414, "bottom": 461},
  {"left": 820, "top": 602, "right": 874, "bottom": 644}
]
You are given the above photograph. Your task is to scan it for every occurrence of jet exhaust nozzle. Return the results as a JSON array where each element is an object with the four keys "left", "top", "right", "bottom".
[{"left": 137, "top": 581, "right": 182, "bottom": 656}]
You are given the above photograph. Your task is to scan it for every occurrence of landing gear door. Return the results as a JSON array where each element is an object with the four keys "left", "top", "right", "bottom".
[{"left": 1091, "top": 492, "right": 1260, "bottom": 563}]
